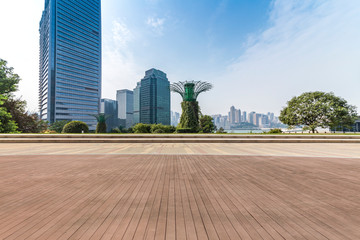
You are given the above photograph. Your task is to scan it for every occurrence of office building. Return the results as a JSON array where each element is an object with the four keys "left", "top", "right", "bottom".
[
  {"left": 116, "top": 89, "right": 133, "bottom": 128},
  {"left": 39, "top": 0, "right": 102, "bottom": 130},
  {"left": 100, "top": 98, "right": 119, "bottom": 132},
  {"left": 229, "top": 106, "right": 236, "bottom": 124},
  {"left": 242, "top": 111, "right": 247, "bottom": 123},
  {"left": 235, "top": 109, "right": 241, "bottom": 123},
  {"left": 133, "top": 82, "right": 141, "bottom": 125},
  {"left": 139, "top": 68, "right": 170, "bottom": 125}
]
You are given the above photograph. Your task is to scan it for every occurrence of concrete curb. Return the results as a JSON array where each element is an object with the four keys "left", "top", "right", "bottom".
[{"left": 1, "top": 138, "right": 360, "bottom": 143}]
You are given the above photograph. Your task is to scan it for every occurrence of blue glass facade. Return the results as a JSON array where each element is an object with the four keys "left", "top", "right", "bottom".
[
  {"left": 100, "top": 98, "right": 120, "bottom": 132},
  {"left": 39, "top": 0, "right": 101, "bottom": 130},
  {"left": 139, "top": 69, "right": 170, "bottom": 125}
]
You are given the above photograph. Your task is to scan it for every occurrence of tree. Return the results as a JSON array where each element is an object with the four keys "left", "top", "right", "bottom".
[
  {"left": 2, "top": 98, "right": 47, "bottom": 133},
  {"left": 280, "top": 92, "right": 357, "bottom": 133},
  {"left": 92, "top": 113, "right": 109, "bottom": 133},
  {"left": 199, "top": 115, "right": 216, "bottom": 133},
  {"left": 0, "top": 95, "right": 17, "bottom": 133},
  {"left": 0, "top": 59, "right": 21, "bottom": 96},
  {"left": 0, "top": 59, "right": 47, "bottom": 133}
]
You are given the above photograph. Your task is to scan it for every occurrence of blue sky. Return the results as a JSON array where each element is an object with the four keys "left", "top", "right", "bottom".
[{"left": 1, "top": 0, "right": 360, "bottom": 115}]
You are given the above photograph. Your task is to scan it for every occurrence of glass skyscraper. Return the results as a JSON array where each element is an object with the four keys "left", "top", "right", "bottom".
[
  {"left": 139, "top": 69, "right": 170, "bottom": 125},
  {"left": 116, "top": 89, "right": 134, "bottom": 128},
  {"left": 39, "top": 0, "right": 101, "bottom": 130}
]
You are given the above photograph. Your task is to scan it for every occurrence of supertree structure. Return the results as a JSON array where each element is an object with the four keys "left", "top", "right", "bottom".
[{"left": 170, "top": 81, "right": 213, "bottom": 132}]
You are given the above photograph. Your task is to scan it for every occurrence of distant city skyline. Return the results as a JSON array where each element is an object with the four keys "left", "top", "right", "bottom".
[{"left": 1, "top": 0, "right": 359, "bottom": 116}]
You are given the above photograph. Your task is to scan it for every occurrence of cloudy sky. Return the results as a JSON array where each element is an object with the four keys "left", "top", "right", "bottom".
[{"left": 0, "top": 0, "right": 359, "bottom": 116}]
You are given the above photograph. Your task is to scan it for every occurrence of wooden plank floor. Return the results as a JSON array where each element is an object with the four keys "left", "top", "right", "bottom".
[{"left": 0, "top": 154, "right": 360, "bottom": 239}]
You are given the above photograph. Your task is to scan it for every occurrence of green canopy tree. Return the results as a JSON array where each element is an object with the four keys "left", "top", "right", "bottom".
[
  {"left": 0, "top": 59, "right": 20, "bottom": 96},
  {"left": 0, "top": 59, "right": 47, "bottom": 133},
  {"left": 199, "top": 115, "right": 216, "bottom": 133},
  {"left": 279, "top": 91, "right": 357, "bottom": 133},
  {"left": 0, "top": 95, "right": 17, "bottom": 133}
]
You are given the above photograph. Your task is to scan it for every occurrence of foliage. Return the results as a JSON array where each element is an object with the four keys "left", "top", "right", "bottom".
[
  {"left": 280, "top": 91, "right": 357, "bottom": 133},
  {"left": 178, "top": 101, "right": 200, "bottom": 132},
  {"left": 92, "top": 113, "right": 109, "bottom": 133},
  {"left": 110, "top": 127, "right": 122, "bottom": 133},
  {"left": 0, "top": 59, "right": 21, "bottom": 96},
  {"left": 150, "top": 124, "right": 176, "bottom": 133},
  {"left": 41, "top": 129, "right": 57, "bottom": 134},
  {"left": 62, "top": 121, "right": 89, "bottom": 133},
  {"left": 133, "top": 123, "right": 152, "bottom": 133},
  {"left": 0, "top": 95, "right": 18, "bottom": 133},
  {"left": 216, "top": 127, "right": 227, "bottom": 133},
  {"left": 153, "top": 129, "right": 165, "bottom": 134},
  {"left": 267, "top": 128, "right": 282, "bottom": 134},
  {"left": 49, "top": 120, "right": 70, "bottom": 133},
  {"left": 176, "top": 128, "right": 195, "bottom": 133},
  {"left": 1, "top": 97, "right": 47, "bottom": 133},
  {"left": 199, "top": 115, "right": 216, "bottom": 133}
]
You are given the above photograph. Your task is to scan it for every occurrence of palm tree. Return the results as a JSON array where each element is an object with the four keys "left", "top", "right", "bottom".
[{"left": 92, "top": 113, "right": 110, "bottom": 133}]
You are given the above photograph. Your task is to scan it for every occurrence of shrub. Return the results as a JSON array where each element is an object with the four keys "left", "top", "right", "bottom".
[
  {"left": 153, "top": 129, "right": 165, "bottom": 134},
  {"left": 62, "top": 121, "right": 89, "bottom": 133},
  {"left": 151, "top": 124, "right": 176, "bottom": 133},
  {"left": 216, "top": 127, "right": 227, "bottom": 134},
  {"left": 41, "top": 129, "right": 57, "bottom": 134},
  {"left": 49, "top": 120, "right": 70, "bottom": 133},
  {"left": 267, "top": 128, "right": 282, "bottom": 134},
  {"left": 176, "top": 128, "right": 196, "bottom": 133},
  {"left": 133, "top": 123, "right": 151, "bottom": 133},
  {"left": 110, "top": 127, "right": 121, "bottom": 133}
]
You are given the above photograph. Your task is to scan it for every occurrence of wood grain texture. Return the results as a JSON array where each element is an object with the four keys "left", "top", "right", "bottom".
[{"left": 0, "top": 154, "right": 359, "bottom": 239}]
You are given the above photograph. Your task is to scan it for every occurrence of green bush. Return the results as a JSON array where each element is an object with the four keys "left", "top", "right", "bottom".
[
  {"left": 49, "top": 120, "right": 70, "bottom": 133},
  {"left": 110, "top": 127, "right": 121, "bottom": 133},
  {"left": 151, "top": 124, "right": 176, "bottom": 133},
  {"left": 133, "top": 123, "right": 152, "bottom": 133},
  {"left": 176, "top": 128, "right": 197, "bottom": 133},
  {"left": 267, "top": 128, "right": 282, "bottom": 134},
  {"left": 62, "top": 121, "right": 89, "bottom": 133},
  {"left": 153, "top": 128, "right": 165, "bottom": 134},
  {"left": 216, "top": 127, "right": 227, "bottom": 134}
]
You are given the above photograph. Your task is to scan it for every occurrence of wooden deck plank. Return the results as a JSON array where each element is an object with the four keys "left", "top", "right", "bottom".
[{"left": 0, "top": 153, "right": 359, "bottom": 239}]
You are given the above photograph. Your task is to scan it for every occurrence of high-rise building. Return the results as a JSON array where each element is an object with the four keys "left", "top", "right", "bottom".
[
  {"left": 39, "top": 0, "right": 102, "bottom": 130},
  {"left": 100, "top": 98, "right": 119, "bottom": 132},
  {"left": 235, "top": 109, "right": 241, "bottom": 123},
  {"left": 249, "top": 112, "right": 256, "bottom": 125},
  {"left": 139, "top": 68, "right": 170, "bottom": 125},
  {"left": 116, "top": 89, "right": 133, "bottom": 128},
  {"left": 133, "top": 82, "right": 141, "bottom": 125},
  {"left": 229, "top": 106, "right": 236, "bottom": 124},
  {"left": 242, "top": 111, "right": 247, "bottom": 123},
  {"left": 255, "top": 113, "right": 262, "bottom": 126}
]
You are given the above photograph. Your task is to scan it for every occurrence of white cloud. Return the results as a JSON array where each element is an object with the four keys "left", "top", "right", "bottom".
[
  {"left": 209, "top": 0, "right": 360, "bottom": 115},
  {"left": 146, "top": 17, "right": 165, "bottom": 35},
  {"left": 101, "top": 20, "right": 142, "bottom": 100}
]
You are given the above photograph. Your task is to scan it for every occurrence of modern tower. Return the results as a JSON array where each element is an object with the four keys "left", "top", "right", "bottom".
[
  {"left": 39, "top": 0, "right": 102, "bottom": 130},
  {"left": 100, "top": 98, "right": 119, "bottom": 132},
  {"left": 133, "top": 82, "right": 141, "bottom": 125},
  {"left": 116, "top": 89, "right": 134, "bottom": 128},
  {"left": 139, "top": 69, "right": 170, "bottom": 125}
]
